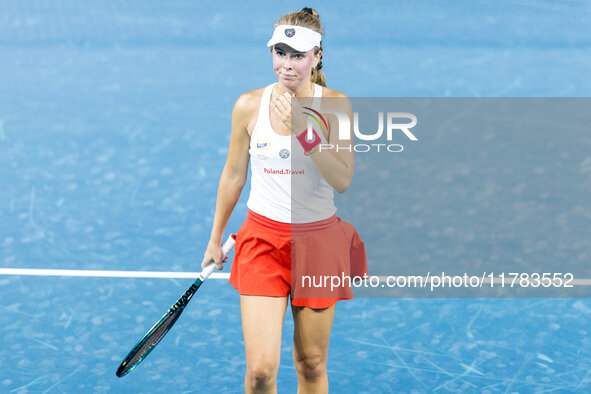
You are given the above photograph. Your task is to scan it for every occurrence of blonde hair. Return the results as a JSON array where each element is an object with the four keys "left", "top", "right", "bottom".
[{"left": 274, "top": 7, "right": 326, "bottom": 87}]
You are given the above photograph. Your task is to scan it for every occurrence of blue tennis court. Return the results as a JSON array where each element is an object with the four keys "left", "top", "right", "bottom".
[{"left": 1, "top": 1, "right": 591, "bottom": 392}]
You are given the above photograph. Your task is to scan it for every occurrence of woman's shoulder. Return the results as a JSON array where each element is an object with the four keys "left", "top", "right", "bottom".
[
  {"left": 320, "top": 86, "right": 348, "bottom": 99},
  {"left": 234, "top": 87, "right": 267, "bottom": 114},
  {"left": 231, "top": 85, "right": 272, "bottom": 131},
  {"left": 320, "top": 86, "right": 352, "bottom": 114}
]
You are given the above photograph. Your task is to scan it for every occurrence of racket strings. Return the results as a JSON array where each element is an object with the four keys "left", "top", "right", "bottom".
[{"left": 121, "top": 310, "right": 182, "bottom": 374}]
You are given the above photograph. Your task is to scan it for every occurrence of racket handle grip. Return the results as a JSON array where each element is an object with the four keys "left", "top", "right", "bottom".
[{"left": 200, "top": 233, "right": 236, "bottom": 279}]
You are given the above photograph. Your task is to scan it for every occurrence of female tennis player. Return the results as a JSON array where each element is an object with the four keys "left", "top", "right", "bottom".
[{"left": 202, "top": 7, "right": 367, "bottom": 393}]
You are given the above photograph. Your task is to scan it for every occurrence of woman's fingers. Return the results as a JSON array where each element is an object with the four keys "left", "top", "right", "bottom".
[
  {"left": 275, "top": 92, "right": 307, "bottom": 131},
  {"left": 274, "top": 95, "right": 291, "bottom": 128},
  {"left": 276, "top": 93, "right": 291, "bottom": 112},
  {"left": 201, "top": 245, "right": 224, "bottom": 270}
]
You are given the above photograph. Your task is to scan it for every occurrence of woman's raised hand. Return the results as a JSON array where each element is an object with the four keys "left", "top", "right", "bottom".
[{"left": 274, "top": 92, "right": 307, "bottom": 133}]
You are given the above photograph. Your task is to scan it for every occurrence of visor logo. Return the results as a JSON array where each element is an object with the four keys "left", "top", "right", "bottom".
[{"left": 284, "top": 28, "right": 295, "bottom": 37}]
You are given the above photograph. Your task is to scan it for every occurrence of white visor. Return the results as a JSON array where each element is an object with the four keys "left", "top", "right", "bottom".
[{"left": 266, "top": 24, "right": 321, "bottom": 52}]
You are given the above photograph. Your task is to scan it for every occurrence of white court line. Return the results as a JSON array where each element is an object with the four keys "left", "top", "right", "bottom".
[
  {"left": 0, "top": 269, "right": 589, "bottom": 286},
  {"left": 0, "top": 268, "right": 230, "bottom": 279}
]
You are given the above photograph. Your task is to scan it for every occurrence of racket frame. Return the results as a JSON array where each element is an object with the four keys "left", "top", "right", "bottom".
[{"left": 115, "top": 234, "right": 236, "bottom": 377}]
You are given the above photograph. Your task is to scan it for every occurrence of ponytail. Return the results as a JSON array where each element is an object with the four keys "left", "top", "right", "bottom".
[{"left": 311, "top": 50, "right": 326, "bottom": 87}]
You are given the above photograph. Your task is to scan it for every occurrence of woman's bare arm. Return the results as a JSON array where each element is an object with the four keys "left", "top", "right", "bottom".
[{"left": 201, "top": 93, "right": 254, "bottom": 269}]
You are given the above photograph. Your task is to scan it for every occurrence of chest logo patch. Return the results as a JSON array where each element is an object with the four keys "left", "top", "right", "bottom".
[
  {"left": 279, "top": 148, "right": 290, "bottom": 159},
  {"left": 255, "top": 140, "right": 270, "bottom": 151}
]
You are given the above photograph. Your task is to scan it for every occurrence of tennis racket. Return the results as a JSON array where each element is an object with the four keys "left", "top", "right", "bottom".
[{"left": 116, "top": 233, "right": 236, "bottom": 377}]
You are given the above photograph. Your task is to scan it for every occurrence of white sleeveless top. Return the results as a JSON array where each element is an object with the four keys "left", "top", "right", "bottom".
[{"left": 246, "top": 83, "right": 336, "bottom": 223}]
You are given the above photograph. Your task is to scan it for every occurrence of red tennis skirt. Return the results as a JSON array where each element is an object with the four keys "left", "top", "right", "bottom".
[{"left": 229, "top": 210, "right": 368, "bottom": 309}]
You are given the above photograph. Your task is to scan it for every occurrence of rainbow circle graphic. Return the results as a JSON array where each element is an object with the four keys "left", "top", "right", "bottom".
[{"left": 302, "top": 106, "right": 329, "bottom": 134}]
